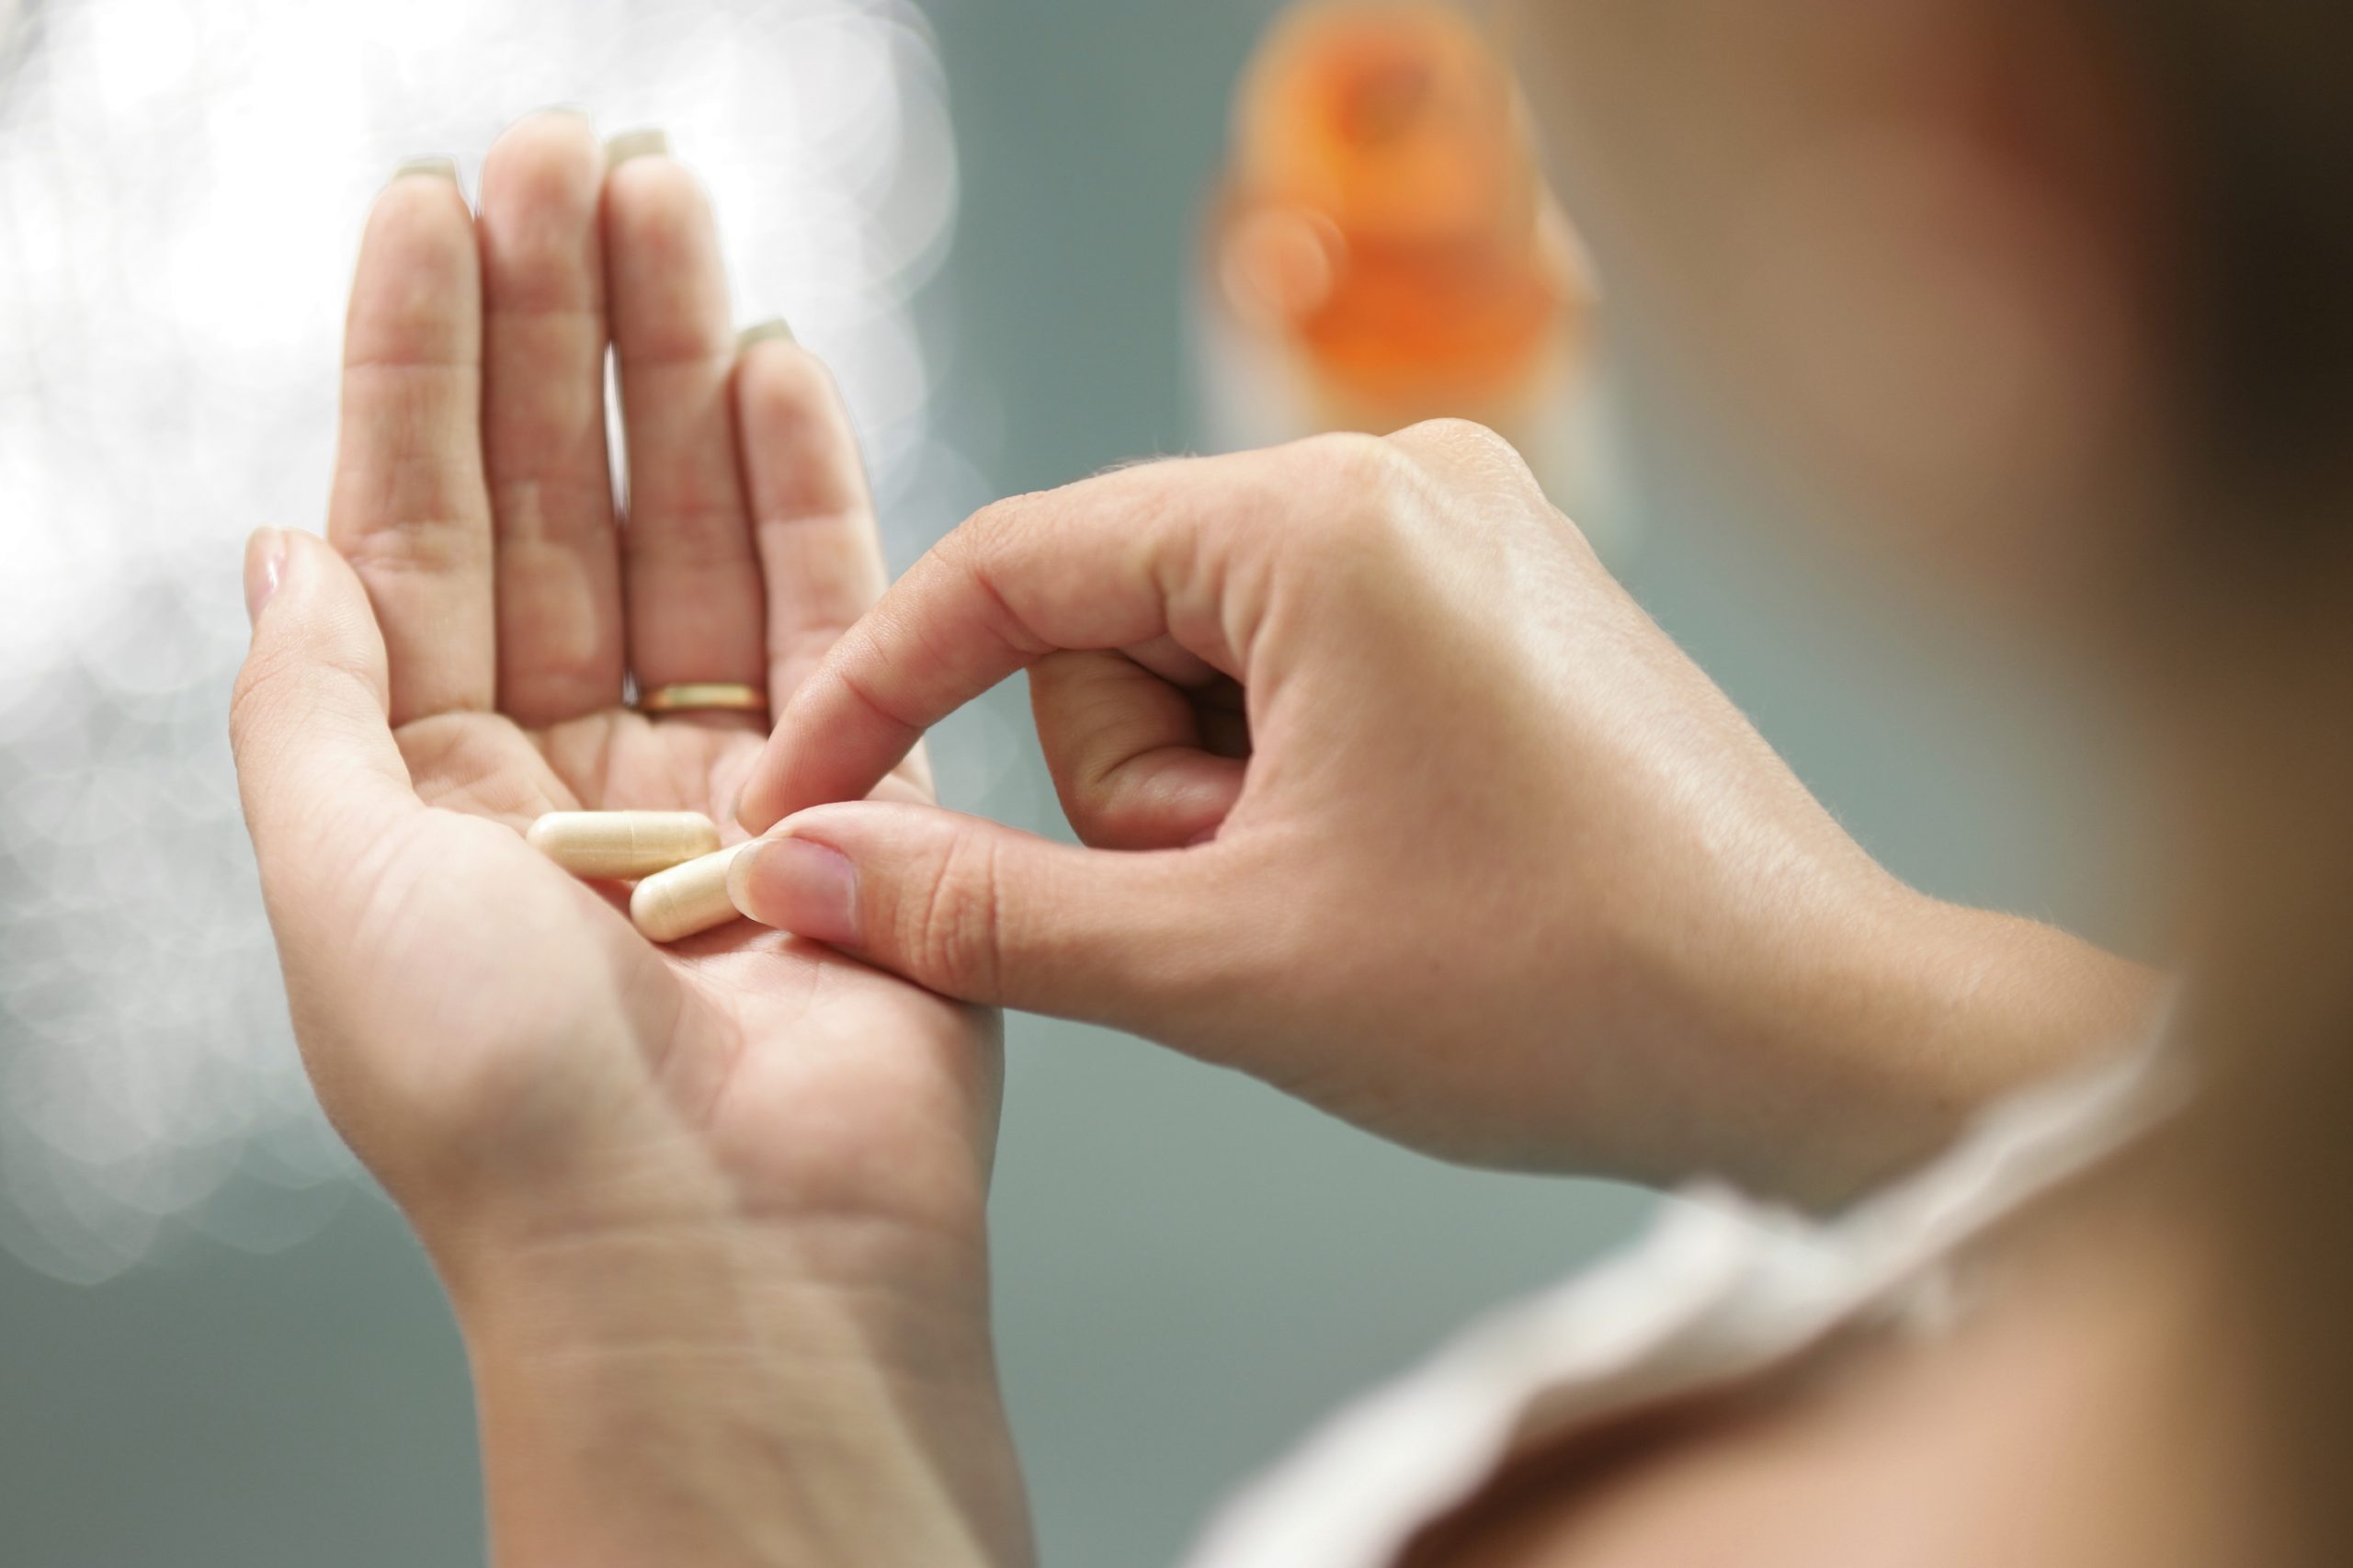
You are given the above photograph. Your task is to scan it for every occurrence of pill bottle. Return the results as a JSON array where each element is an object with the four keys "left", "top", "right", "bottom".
[{"left": 1190, "top": 0, "right": 1620, "bottom": 549}]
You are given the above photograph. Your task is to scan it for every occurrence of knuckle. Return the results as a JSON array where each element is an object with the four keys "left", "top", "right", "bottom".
[
  {"left": 227, "top": 646, "right": 299, "bottom": 756},
  {"left": 1394, "top": 417, "right": 1542, "bottom": 496},
  {"left": 1294, "top": 429, "right": 1408, "bottom": 500},
  {"left": 937, "top": 501, "right": 1012, "bottom": 584},
  {"left": 905, "top": 827, "right": 1006, "bottom": 998},
  {"left": 1395, "top": 415, "right": 1504, "bottom": 460},
  {"left": 1251, "top": 433, "right": 1415, "bottom": 560},
  {"left": 956, "top": 490, "right": 1045, "bottom": 566},
  {"left": 1050, "top": 756, "right": 1128, "bottom": 846},
  {"left": 343, "top": 512, "right": 491, "bottom": 579}
]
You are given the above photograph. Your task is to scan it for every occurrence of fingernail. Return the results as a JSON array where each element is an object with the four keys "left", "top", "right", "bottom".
[
  {"left": 243, "top": 528, "right": 286, "bottom": 626},
  {"left": 729, "top": 836, "right": 858, "bottom": 947},
  {"left": 736, "top": 316, "right": 795, "bottom": 352},
  {"left": 392, "top": 156, "right": 460, "bottom": 184},
  {"left": 605, "top": 127, "right": 670, "bottom": 168}
]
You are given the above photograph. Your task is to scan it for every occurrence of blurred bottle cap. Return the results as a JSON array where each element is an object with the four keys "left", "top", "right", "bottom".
[{"left": 1230, "top": 0, "right": 1538, "bottom": 250}]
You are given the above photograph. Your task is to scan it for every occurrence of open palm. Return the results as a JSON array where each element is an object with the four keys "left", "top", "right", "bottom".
[{"left": 229, "top": 117, "right": 1017, "bottom": 1538}]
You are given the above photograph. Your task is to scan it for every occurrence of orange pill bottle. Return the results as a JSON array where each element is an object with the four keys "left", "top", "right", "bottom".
[{"left": 1193, "top": 0, "right": 1617, "bottom": 542}]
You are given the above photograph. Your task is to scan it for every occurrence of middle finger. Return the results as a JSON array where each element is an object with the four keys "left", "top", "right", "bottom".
[
  {"left": 602, "top": 133, "right": 767, "bottom": 700},
  {"left": 478, "top": 110, "right": 626, "bottom": 726}
]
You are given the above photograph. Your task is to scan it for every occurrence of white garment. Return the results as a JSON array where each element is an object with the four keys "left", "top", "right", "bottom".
[{"left": 1181, "top": 1041, "right": 2188, "bottom": 1568}]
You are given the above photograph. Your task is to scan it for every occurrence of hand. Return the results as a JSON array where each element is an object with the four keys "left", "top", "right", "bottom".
[
  {"left": 733, "top": 421, "right": 2158, "bottom": 1204},
  {"left": 231, "top": 116, "right": 1026, "bottom": 1566}
]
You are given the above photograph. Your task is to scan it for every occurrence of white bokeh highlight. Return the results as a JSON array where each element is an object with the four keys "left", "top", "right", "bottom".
[{"left": 0, "top": 0, "right": 985, "bottom": 1283}]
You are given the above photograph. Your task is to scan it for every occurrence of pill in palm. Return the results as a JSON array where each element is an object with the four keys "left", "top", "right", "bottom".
[
  {"left": 630, "top": 844, "right": 749, "bottom": 944},
  {"left": 526, "top": 811, "right": 722, "bottom": 879}
]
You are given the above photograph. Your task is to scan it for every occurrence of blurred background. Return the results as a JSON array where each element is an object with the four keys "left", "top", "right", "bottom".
[{"left": 0, "top": 0, "right": 2144, "bottom": 1562}]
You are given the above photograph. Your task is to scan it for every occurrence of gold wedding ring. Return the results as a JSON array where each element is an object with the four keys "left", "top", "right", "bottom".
[{"left": 635, "top": 682, "right": 768, "bottom": 716}]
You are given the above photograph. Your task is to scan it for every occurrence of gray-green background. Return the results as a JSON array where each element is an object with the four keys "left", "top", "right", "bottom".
[{"left": 0, "top": 1, "right": 2139, "bottom": 1562}]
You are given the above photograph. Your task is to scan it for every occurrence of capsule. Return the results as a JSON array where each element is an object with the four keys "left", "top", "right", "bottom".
[
  {"left": 526, "top": 811, "right": 722, "bottom": 880},
  {"left": 630, "top": 843, "right": 748, "bottom": 944}
]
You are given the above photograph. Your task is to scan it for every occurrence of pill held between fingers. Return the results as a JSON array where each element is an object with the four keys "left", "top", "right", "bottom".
[
  {"left": 630, "top": 844, "right": 750, "bottom": 944},
  {"left": 526, "top": 811, "right": 722, "bottom": 880}
]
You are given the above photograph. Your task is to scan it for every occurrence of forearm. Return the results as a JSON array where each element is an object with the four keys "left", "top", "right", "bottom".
[{"left": 438, "top": 1218, "right": 1031, "bottom": 1568}]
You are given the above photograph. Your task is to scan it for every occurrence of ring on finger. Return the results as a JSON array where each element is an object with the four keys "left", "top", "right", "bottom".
[{"left": 635, "top": 681, "right": 768, "bottom": 716}]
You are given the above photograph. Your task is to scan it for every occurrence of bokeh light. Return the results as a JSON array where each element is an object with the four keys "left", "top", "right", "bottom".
[{"left": 0, "top": 0, "right": 974, "bottom": 1283}]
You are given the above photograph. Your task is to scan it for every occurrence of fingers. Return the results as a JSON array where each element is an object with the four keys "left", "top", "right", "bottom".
[
  {"left": 732, "top": 328, "right": 889, "bottom": 707},
  {"left": 231, "top": 530, "right": 418, "bottom": 903},
  {"left": 1028, "top": 651, "right": 1245, "bottom": 848},
  {"left": 603, "top": 136, "right": 766, "bottom": 696},
  {"left": 727, "top": 802, "right": 1245, "bottom": 1027},
  {"left": 477, "top": 111, "right": 625, "bottom": 726},
  {"left": 328, "top": 167, "right": 495, "bottom": 727},
  {"left": 736, "top": 449, "right": 1292, "bottom": 832}
]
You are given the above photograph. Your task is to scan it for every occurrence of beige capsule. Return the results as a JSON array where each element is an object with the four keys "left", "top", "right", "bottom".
[
  {"left": 526, "top": 811, "right": 722, "bottom": 880},
  {"left": 630, "top": 843, "right": 749, "bottom": 944}
]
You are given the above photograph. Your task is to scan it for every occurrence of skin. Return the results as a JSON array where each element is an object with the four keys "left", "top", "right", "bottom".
[
  {"left": 235, "top": 0, "right": 2352, "bottom": 1560},
  {"left": 731, "top": 423, "right": 2156, "bottom": 1203},
  {"left": 232, "top": 115, "right": 1028, "bottom": 1566},
  {"left": 1392, "top": 1137, "right": 2276, "bottom": 1568},
  {"left": 719, "top": 0, "right": 2319, "bottom": 1561}
]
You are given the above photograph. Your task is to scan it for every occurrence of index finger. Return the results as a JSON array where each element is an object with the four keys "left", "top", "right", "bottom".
[{"left": 733, "top": 446, "right": 1296, "bottom": 832}]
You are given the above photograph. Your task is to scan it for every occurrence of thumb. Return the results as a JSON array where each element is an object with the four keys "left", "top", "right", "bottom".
[
  {"left": 231, "top": 528, "right": 416, "bottom": 892},
  {"left": 727, "top": 801, "right": 1245, "bottom": 1030}
]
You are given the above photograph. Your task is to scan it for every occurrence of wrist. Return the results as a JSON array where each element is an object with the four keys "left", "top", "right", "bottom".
[
  {"left": 433, "top": 1208, "right": 1029, "bottom": 1568},
  {"left": 1757, "top": 879, "right": 2165, "bottom": 1204}
]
